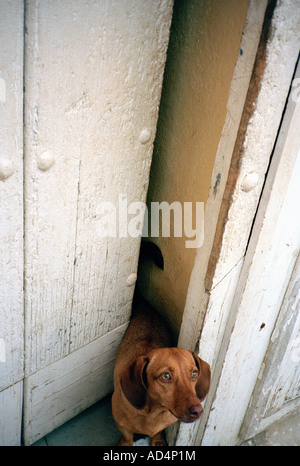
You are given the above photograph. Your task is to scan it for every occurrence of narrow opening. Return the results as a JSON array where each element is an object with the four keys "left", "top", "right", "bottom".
[{"left": 137, "top": 0, "right": 250, "bottom": 340}]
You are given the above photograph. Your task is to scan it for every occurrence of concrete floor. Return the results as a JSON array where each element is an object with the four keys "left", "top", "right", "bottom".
[{"left": 31, "top": 394, "right": 300, "bottom": 446}]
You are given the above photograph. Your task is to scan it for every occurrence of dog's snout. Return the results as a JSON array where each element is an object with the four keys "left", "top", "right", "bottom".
[
  {"left": 188, "top": 404, "right": 203, "bottom": 418},
  {"left": 175, "top": 402, "right": 203, "bottom": 423}
]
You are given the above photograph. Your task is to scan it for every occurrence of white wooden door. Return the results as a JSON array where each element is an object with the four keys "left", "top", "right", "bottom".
[
  {"left": 238, "top": 61, "right": 300, "bottom": 440},
  {"left": 23, "top": 0, "right": 173, "bottom": 446},
  {"left": 241, "top": 253, "right": 300, "bottom": 439},
  {"left": 0, "top": 0, "right": 173, "bottom": 446},
  {"left": 0, "top": 0, "right": 24, "bottom": 446},
  {"left": 238, "top": 61, "right": 300, "bottom": 436},
  {"left": 200, "top": 57, "right": 300, "bottom": 445}
]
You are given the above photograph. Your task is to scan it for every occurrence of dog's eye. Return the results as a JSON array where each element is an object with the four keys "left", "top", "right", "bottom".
[
  {"left": 160, "top": 372, "right": 171, "bottom": 382},
  {"left": 191, "top": 370, "right": 198, "bottom": 379}
]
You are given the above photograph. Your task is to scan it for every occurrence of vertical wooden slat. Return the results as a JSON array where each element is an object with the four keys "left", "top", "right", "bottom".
[
  {"left": 23, "top": 0, "right": 173, "bottom": 444},
  {"left": 200, "top": 31, "right": 300, "bottom": 445},
  {"left": 24, "top": 0, "right": 173, "bottom": 375},
  {"left": 69, "top": 0, "right": 174, "bottom": 351},
  {"left": 0, "top": 383, "right": 23, "bottom": 446},
  {"left": 24, "top": 0, "right": 82, "bottom": 374},
  {"left": 241, "top": 254, "right": 300, "bottom": 438},
  {"left": 0, "top": 0, "right": 24, "bottom": 445}
]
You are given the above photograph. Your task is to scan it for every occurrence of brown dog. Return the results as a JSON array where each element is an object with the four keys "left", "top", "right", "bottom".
[{"left": 112, "top": 291, "right": 211, "bottom": 446}]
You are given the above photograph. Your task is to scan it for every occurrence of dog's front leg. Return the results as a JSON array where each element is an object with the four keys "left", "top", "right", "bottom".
[{"left": 116, "top": 425, "right": 134, "bottom": 446}]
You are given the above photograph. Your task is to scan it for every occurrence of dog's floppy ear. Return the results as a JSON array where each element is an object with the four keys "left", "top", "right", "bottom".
[
  {"left": 120, "top": 356, "right": 149, "bottom": 409},
  {"left": 191, "top": 352, "right": 211, "bottom": 402}
]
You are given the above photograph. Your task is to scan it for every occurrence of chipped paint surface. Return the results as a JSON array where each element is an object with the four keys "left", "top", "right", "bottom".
[
  {"left": 24, "top": 0, "right": 173, "bottom": 375},
  {"left": 201, "top": 37, "right": 300, "bottom": 445},
  {"left": 22, "top": 0, "right": 173, "bottom": 445},
  {"left": 1, "top": 0, "right": 173, "bottom": 445},
  {"left": 0, "top": 1, "right": 24, "bottom": 394},
  {"left": 176, "top": 0, "right": 300, "bottom": 447}
]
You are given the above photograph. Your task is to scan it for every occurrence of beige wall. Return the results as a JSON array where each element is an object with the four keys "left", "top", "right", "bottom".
[{"left": 139, "top": 0, "right": 249, "bottom": 339}]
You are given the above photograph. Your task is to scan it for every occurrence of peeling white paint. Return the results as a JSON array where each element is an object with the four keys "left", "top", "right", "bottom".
[
  {"left": 0, "top": 339, "right": 6, "bottom": 363},
  {"left": 0, "top": 78, "right": 5, "bottom": 102},
  {"left": 22, "top": 0, "right": 173, "bottom": 443},
  {"left": 0, "top": 0, "right": 24, "bottom": 400}
]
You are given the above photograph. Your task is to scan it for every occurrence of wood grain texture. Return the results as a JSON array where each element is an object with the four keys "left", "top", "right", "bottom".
[
  {"left": 0, "top": 1, "right": 24, "bottom": 393},
  {"left": 201, "top": 51, "right": 300, "bottom": 446},
  {"left": 177, "top": 0, "right": 300, "bottom": 446},
  {"left": 0, "top": 382, "right": 23, "bottom": 446},
  {"left": 24, "top": 0, "right": 173, "bottom": 375},
  {"left": 23, "top": 323, "right": 127, "bottom": 445},
  {"left": 241, "top": 254, "right": 300, "bottom": 439}
]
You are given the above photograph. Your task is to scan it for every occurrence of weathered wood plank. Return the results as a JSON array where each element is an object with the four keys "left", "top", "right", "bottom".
[
  {"left": 241, "top": 254, "right": 300, "bottom": 439},
  {"left": 24, "top": 0, "right": 173, "bottom": 375},
  {"left": 201, "top": 46, "right": 300, "bottom": 446},
  {"left": 23, "top": 322, "right": 127, "bottom": 446},
  {"left": 177, "top": 0, "right": 300, "bottom": 446},
  {"left": 0, "top": 382, "right": 23, "bottom": 446},
  {"left": 69, "top": 0, "right": 173, "bottom": 350},
  {"left": 24, "top": 0, "right": 83, "bottom": 375},
  {"left": 23, "top": 0, "right": 173, "bottom": 442},
  {"left": 0, "top": 1, "right": 24, "bottom": 393}
]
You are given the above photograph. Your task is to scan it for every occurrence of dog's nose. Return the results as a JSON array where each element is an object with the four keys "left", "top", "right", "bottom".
[{"left": 188, "top": 404, "right": 203, "bottom": 418}]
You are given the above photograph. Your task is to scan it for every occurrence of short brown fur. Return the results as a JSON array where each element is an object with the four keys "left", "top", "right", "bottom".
[{"left": 112, "top": 291, "right": 211, "bottom": 446}]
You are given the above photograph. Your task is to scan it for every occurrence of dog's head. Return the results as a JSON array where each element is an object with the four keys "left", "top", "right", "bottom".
[{"left": 119, "top": 347, "right": 211, "bottom": 423}]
